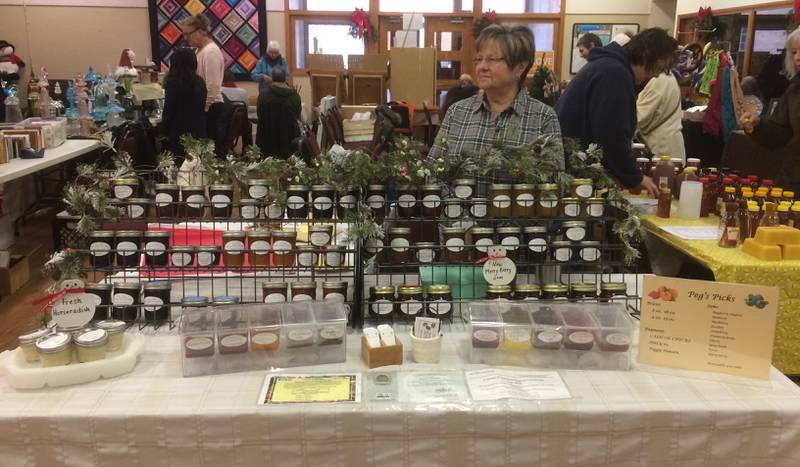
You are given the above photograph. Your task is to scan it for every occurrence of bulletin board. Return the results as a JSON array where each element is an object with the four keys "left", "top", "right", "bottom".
[
  {"left": 570, "top": 23, "right": 640, "bottom": 75},
  {"left": 147, "top": 0, "right": 267, "bottom": 80}
]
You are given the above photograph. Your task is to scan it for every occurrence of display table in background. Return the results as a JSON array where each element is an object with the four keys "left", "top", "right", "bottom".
[
  {"left": 0, "top": 139, "right": 100, "bottom": 185},
  {"left": 641, "top": 214, "right": 800, "bottom": 374},
  {"left": 1, "top": 327, "right": 800, "bottom": 467}
]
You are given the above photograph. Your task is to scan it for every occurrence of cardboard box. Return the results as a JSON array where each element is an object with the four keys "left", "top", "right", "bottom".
[
  {"left": 0, "top": 245, "right": 39, "bottom": 296},
  {"left": 390, "top": 48, "right": 436, "bottom": 109}
]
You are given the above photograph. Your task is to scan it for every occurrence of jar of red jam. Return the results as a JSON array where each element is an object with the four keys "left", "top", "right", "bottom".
[
  {"left": 441, "top": 226, "right": 466, "bottom": 262},
  {"left": 426, "top": 285, "right": 453, "bottom": 318},
  {"left": 396, "top": 185, "right": 419, "bottom": 218},
  {"left": 397, "top": 285, "right": 424, "bottom": 318},
  {"left": 486, "top": 285, "right": 512, "bottom": 301},
  {"left": 272, "top": 231, "right": 297, "bottom": 267},
  {"left": 247, "top": 229, "right": 272, "bottom": 267},
  {"left": 513, "top": 284, "right": 540, "bottom": 300},
  {"left": 471, "top": 227, "right": 495, "bottom": 261},
  {"left": 421, "top": 184, "right": 444, "bottom": 218},
  {"left": 221, "top": 231, "right": 246, "bottom": 267}
]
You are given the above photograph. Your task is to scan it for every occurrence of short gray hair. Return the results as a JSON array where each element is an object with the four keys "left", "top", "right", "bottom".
[
  {"left": 475, "top": 24, "right": 536, "bottom": 88},
  {"left": 267, "top": 40, "right": 281, "bottom": 52},
  {"left": 785, "top": 27, "right": 800, "bottom": 78}
]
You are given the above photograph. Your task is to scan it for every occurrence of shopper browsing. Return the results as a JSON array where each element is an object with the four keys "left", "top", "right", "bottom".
[
  {"left": 160, "top": 47, "right": 207, "bottom": 161},
  {"left": 251, "top": 41, "right": 291, "bottom": 94}
]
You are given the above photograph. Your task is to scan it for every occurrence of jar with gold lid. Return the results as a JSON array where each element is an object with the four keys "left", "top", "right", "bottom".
[
  {"left": 396, "top": 185, "right": 419, "bottom": 218},
  {"left": 247, "top": 230, "right": 272, "bottom": 267},
  {"left": 262, "top": 281, "right": 288, "bottom": 303},
  {"left": 471, "top": 227, "right": 495, "bottom": 261},
  {"left": 453, "top": 178, "right": 476, "bottom": 200},
  {"left": 414, "top": 242, "right": 438, "bottom": 264},
  {"left": 426, "top": 285, "right": 453, "bottom": 318},
  {"left": 599, "top": 282, "right": 628, "bottom": 302},
  {"left": 541, "top": 283, "right": 569, "bottom": 300},
  {"left": 369, "top": 286, "right": 396, "bottom": 318},
  {"left": 309, "top": 224, "right": 333, "bottom": 248},
  {"left": 155, "top": 183, "right": 178, "bottom": 218},
  {"left": 486, "top": 284, "right": 512, "bottom": 301},
  {"left": 551, "top": 241, "right": 573, "bottom": 263},
  {"left": 497, "top": 226, "right": 522, "bottom": 260},
  {"left": 578, "top": 240, "right": 601, "bottom": 262},
  {"left": 470, "top": 198, "right": 489, "bottom": 219},
  {"left": 112, "top": 177, "right": 139, "bottom": 200},
  {"left": 222, "top": 231, "right": 246, "bottom": 267},
  {"left": 389, "top": 227, "right": 412, "bottom": 263},
  {"left": 442, "top": 226, "right": 466, "bottom": 262},
  {"left": 512, "top": 183, "right": 536, "bottom": 218},
  {"left": 561, "top": 197, "right": 581, "bottom": 218},
  {"left": 247, "top": 179, "right": 269, "bottom": 200},
  {"left": 421, "top": 184, "right": 444, "bottom": 218},
  {"left": 585, "top": 198, "right": 605, "bottom": 217},
  {"left": 272, "top": 231, "right": 297, "bottom": 267},
  {"left": 126, "top": 198, "right": 150, "bottom": 219},
  {"left": 489, "top": 184, "right": 512, "bottom": 218},
  {"left": 563, "top": 221, "right": 587, "bottom": 242},
  {"left": 209, "top": 184, "right": 234, "bottom": 218},
  {"left": 570, "top": 178, "right": 594, "bottom": 200},
  {"left": 397, "top": 285, "right": 424, "bottom": 318},
  {"left": 513, "top": 284, "right": 540, "bottom": 300},
  {"left": 537, "top": 183, "right": 560, "bottom": 217},
  {"left": 569, "top": 282, "right": 597, "bottom": 301}
]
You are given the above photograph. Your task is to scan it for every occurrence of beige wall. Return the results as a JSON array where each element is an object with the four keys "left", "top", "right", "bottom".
[{"left": 676, "top": 0, "right": 773, "bottom": 15}]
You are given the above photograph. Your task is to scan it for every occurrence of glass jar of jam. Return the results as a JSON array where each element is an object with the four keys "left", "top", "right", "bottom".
[
  {"left": 143, "top": 281, "right": 171, "bottom": 321},
  {"left": 35, "top": 332, "right": 73, "bottom": 367},
  {"left": 443, "top": 197, "right": 463, "bottom": 219},
  {"left": 336, "top": 190, "right": 358, "bottom": 219},
  {"left": 453, "top": 178, "right": 476, "bottom": 200},
  {"left": 511, "top": 183, "right": 536, "bottom": 218},
  {"left": 569, "top": 282, "right": 597, "bottom": 301},
  {"left": 469, "top": 227, "right": 493, "bottom": 261},
  {"left": 311, "top": 184, "right": 335, "bottom": 219},
  {"left": 414, "top": 242, "right": 438, "bottom": 263},
  {"left": 155, "top": 183, "right": 178, "bottom": 218},
  {"left": 297, "top": 245, "right": 319, "bottom": 267},
  {"left": 286, "top": 185, "right": 309, "bottom": 219},
  {"left": 247, "top": 230, "right": 272, "bottom": 267},
  {"left": 570, "top": 178, "right": 594, "bottom": 200},
  {"left": 537, "top": 183, "right": 560, "bottom": 217},
  {"left": 389, "top": 227, "right": 412, "bottom": 263},
  {"left": 599, "top": 282, "right": 628, "bottom": 302},
  {"left": 486, "top": 284, "right": 512, "bottom": 301},
  {"left": 143, "top": 231, "right": 170, "bottom": 268},
  {"left": 309, "top": 224, "right": 333, "bottom": 248},
  {"left": 112, "top": 282, "right": 140, "bottom": 321},
  {"left": 397, "top": 285, "right": 424, "bottom": 318},
  {"left": 421, "top": 184, "right": 444, "bottom": 218},
  {"left": 523, "top": 226, "right": 547, "bottom": 263},
  {"left": 369, "top": 286, "right": 396, "bottom": 318},
  {"left": 541, "top": 283, "right": 569, "bottom": 300},
  {"left": 442, "top": 226, "right": 466, "bottom": 262},
  {"left": 489, "top": 184, "right": 512, "bottom": 218},
  {"left": 291, "top": 281, "right": 317, "bottom": 302},
  {"left": 265, "top": 199, "right": 284, "bottom": 220},
  {"left": 324, "top": 245, "right": 345, "bottom": 267},
  {"left": 209, "top": 184, "right": 234, "bottom": 218},
  {"left": 126, "top": 198, "right": 150, "bottom": 219},
  {"left": 396, "top": 185, "right": 419, "bottom": 218},
  {"left": 171, "top": 246, "right": 195, "bottom": 268},
  {"left": 182, "top": 185, "right": 206, "bottom": 219},
  {"left": 585, "top": 197, "right": 605, "bottom": 217},
  {"left": 563, "top": 221, "right": 587, "bottom": 242},
  {"left": 497, "top": 226, "right": 522, "bottom": 260},
  {"left": 222, "top": 231, "right": 246, "bottom": 267},
  {"left": 551, "top": 241, "right": 573, "bottom": 263},
  {"left": 426, "top": 285, "right": 453, "bottom": 318},
  {"left": 89, "top": 230, "right": 114, "bottom": 268},
  {"left": 115, "top": 231, "right": 141, "bottom": 268},
  {"left": 578, "top": 240, "right": 601, "bottom": 262},
  {"left": 561, "top": 197, "right": 581, "bottom": 217},
  {"left": 323, "top": 281, "right": 348, "bottom": 302},
  {"left": 112, "top": 177, "right": 138, "bottom": 200},
  {"left": 196, "top": 245, "right": 219, "bottom": 267},
  {"left": 247, "top": 179, "right": 269, "bottom": 200},
  {"left": 514, "top": 284, "right": 540, "bottom": 300},
  {"left": 366, "top": 184, "right": 387, "bottom": 222},
  {"left": 262, "top": 281, "right": 289, "bottom": 303},
  {"left": 470, "top": 198, "right": 489, "bottom": 219},
  {"left": 86, "top": 283, "right": 113, "bottom": 321},
  {"left": 239, "top": 198, "right": 260, "bottom": 220},
  {"left": 272, "top": 231, "right": 297, "bottom": 267}
]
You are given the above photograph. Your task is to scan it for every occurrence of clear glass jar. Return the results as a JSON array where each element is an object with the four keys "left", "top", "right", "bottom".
[
  {"left": 18, "top": 328, "right": 50, "bottom": 362},
  {"left": 182, "top": 185, "right": 206, "bottom": 219},
  {"left": 489, "top": 184, "right": 512, "bottom": 218},
  {"left": 570, "top": 178, "right": 594, "bottom": 200},
  {"left": 497, "top": 226, "right": 522, "bottom": 260},
  {"left": 126, "top": 198, "right": 150, "bottom": 219},
  {"left": 248, "top": 230, "right": 272, "bottom": 267},
  {"left": 35, "top": 332, "right": 72, "bottom": 367},
  {"left": 323, "top": 281, "right": 348, "bottom": 302},
  {"left": 396, "top": 185, "right": 419, "bottom": 218},
  {"left": 272, "top": 231, "right": 297, "bottom": 267},
  {"left": 155, "top": 183, "right": 178, "bottom": 218},
  {"left": 599, "top": 282, "right": 628, "bottom": 302},
  {"left": 523, "top": 226, "right": 547, "bottom": 263},
  {"left": 569, "top": 282, "right": 597, "bottom": 301},
  {"left": 453, "top": 178, "right": 476, "bottom": 200},
  {"left": 470, "top": 197, "right": 489, "bottom": 219},
  {"left": 262, "top": 281, "right": 288, "bottom": 303},
  {"left": 563, "top": 221, "right": 587, "bottom": 242},
  {"left": 291, "top": 281, "right": 317, "bottom": 302},
  {"left": 442, "top": 226, "right": 466, "bottom": 262},
  {"left": 389, "top": 227, "right": 412, "bottom": 263},
  {"left": 89, "top": 230, "right": 114, "bottom": 268},
  {"left": 513, "top": 284, "right": 540, "bottom": 300},
  {"left": 247, "top": 179, "right": 269, "bottom": 200},
  {"left": 309, "top": 224, "right": 333, "bottom": 248},
  {"left": 336, "top": 190, "right": 358, "bottom": 219},
  {"left": 486, "top": 284, "right": 512, "bottom": 300},
  {"left": 578, "top": 241, "right": 601, "bottom": 262},
  {"left": 537, "top": 183, "right": 560, "bottom": 217},
  {"left": 112, "top": 282, "right": 140, "bottom": 321},
  {"left": 171, "top": 245, "right": 195, "bottom": 268},
  {"left": 414, "top": 242, "right": 438, "bottom": 264},
  {"left": 112, "top": 177, "right": 138, "bottom": 200},
  {"left": 585, "top": 198, "right": 605, "bottom": 217},
  {"left": 297, "top": 245, "right": 319, "bottom": 267},
  {"left": 397, "top": 285, "right": 424, "bottom": 318},
  {"left": 311, "top": 184, "right": 335, "bottom": 219},
  {"left": 561, "top": 197, "right": 581, "bottom": 217},
  {"left": 86, "top": 283, "right": 113, "bottom": 321},
  {"left": 286, "top": 185, "right": 309, "bottom": 219},
  {"left": 443, "top": 198, "right": 463, "bottom": 219},
  {"left": 369, "top": 286, "right": 396, "bottom": 318},
  {"left": 541, "top": 284, "right": 569, "bottom": 300},
  {"left": 114, "top": 231, "right": 141, "bottom": 268},
  {"left": 512, "top": 183, "right": 536, "bottom": 218},
  {"left": 324, "top": 245, "right": 345, "bottom": 267},
  {"left": 142, "top": 281, "right": 171, "bottom": 321},
  {"left": 421, "top": 183, "right": 444, "bottom": 218},
  {"left": 222, "top": 231, "right": 246, "bottom": 267},
  {"left": 551, "top": 241, "right": 573, "bottom": 263},
  {"left": 143, "top": 231, "right": 170, "bottom": 268},
  {"left": 426, "top": 285, "right": 453, "bottom": 318},
  {"left": 95, "top": 319, "right": 126, "bottom": 351},
  {"left": 209, "top": 184, "right": 234, "bottom": 218},
  {"left": 239, "top": 198, "right": 260, "bottom": 220},
  {"left": 75, "top": 328, "right": 108, "bottom": 363},
  {"left": 366, "top": 184, "right": 387, "bottom": 222}
]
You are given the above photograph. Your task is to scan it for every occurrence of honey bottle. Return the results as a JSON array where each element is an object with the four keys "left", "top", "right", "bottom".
[
  {"left": 652, "top": 155, "right": 677, "bottom": 196},
  {"left": 778, "top": 203, "right": 791, "bottom": 225},
  {"left": 790, "top": 203, "right": 800, "bottom": 228},
  {"left": 656, "top": 182, "right": 672, "bottom": 218},
  {"left": 745, "top": 203, "right": 761, "bottom": 239},
  {"left": 760, "top": 202, "right": 780, "bottom": 228},
  {"left": 718, "top": 202, "right": 741, "bottom": 248},
  {"left": 699, "top": 177, "right": 713, "bottom": 217}
]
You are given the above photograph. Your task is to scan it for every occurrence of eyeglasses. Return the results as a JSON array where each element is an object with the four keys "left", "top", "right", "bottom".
[
  {"left": 472, "top": 56, "right": 506, "bottom": 66},
  {"left": 182, "top": 29, "right": 200, "bottom": 38}
]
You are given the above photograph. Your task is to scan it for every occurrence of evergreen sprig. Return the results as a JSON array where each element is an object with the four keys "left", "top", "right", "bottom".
[
  {"left": 42, "top": 250, "right": 86, "bottom": 293},
  {"left": 62, "top": 183, "right": 121, "bottom": 237}
]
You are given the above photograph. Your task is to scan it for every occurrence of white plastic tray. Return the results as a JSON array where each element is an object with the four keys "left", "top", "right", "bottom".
[{"left": 0, "top": 333, "right": 145, "bottom": 389}]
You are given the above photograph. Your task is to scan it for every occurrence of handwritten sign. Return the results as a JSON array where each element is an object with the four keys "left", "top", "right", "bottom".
[
  {"left": 50, "top": 279, "right": 95, "bottom": 329},
  {"left": 482, "top": 247, "right": 516, "bottom": 286},
  {"left": 638, "top": 276, "right": 778, "bottom": 379}
]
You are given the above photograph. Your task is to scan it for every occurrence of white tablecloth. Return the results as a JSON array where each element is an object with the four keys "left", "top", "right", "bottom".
[{"left": 1, "top": 326, "right": 800, "bottom": 467}]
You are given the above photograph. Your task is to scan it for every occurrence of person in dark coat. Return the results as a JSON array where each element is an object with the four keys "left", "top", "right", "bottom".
[
  {"left": 256, "top": 66, "right": 302, "bottom": 158},
  {"left": 161, "top": 47, "right": 207, "bottom": 160},
  {"left": 555, "top": 28, "right": 678, "bottom": 197},
  {"left": 440, "top": 73, "right": 479, "bottom": 120}
]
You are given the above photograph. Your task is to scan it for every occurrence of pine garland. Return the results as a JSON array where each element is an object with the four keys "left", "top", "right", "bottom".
[{"left": 42, "top": 250, "right": 86, "bottom": 293}]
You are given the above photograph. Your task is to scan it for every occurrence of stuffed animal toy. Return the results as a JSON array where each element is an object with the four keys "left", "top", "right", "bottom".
[{"left": 0, "top": 40, "right": 25, "bottom": 81}]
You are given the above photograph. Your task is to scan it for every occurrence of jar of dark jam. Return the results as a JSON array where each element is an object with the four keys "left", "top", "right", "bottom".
[
  {"left": 247, "top": 179, "right": 269, "bottom": 200},
  {"left": 209, "top": 184, "right": 234, "bottom": 218},
  {"left": 551, "top": 241, "right": 573, "bottom": 263},
  {"left": 541, "top": 284, "right": 569, "bottom": 300},
  {"left": 222, "top": 231, "right": 246, "bottom": 267},
  {"left": 570, "top": 178, "right": 594, "bottom": 200},
  {"left": 247, "top": 230, "right": 272, "bottom": 267},
  {"left": 599, "top": 282, "right": 628, "bottom": 302},
  {"left": 213, "top": 296, "right": 240, "bottom": 306},
  {"left": 182, "top": 185, "right": 206, "bottom": 219},
  {"left": 421, "top": 184, "right": 444, "bottom": 218},
  {"left": 115, "top": 231, "right": 141, "bottom": 268},
  {"left": 561, "top": 197, "right": 581, "bottom": 218},
  {"left": 442, "top": 226, "right": 466, "bottom": 262},
  {"left": 126, "top": 198, "right": 150, "bottom": 219},
  {"left": 239, "top": 198, "right": 260, "bottom": 220},
  {"left": 89, "top": 230, "right": 114, "bottom": 268},
  {"left": 324, "top": 245, "right": 346, "bottom": 268},
  {"left": 414, "top": 242, "right": 438, "bottom": 264},
  {"left": 265, "top": 199, "right": 284, "bottom": 220},
  {"left": 389, "top": 227, "right": 412, "bottom": 263},
  {"left": 291, "top": 281, "right": 317, "bottom": 302},
  {"left": 563, "top": 221, "right": 588, "bottom": 242},
  {"left": 585, "top": 198, "right": 605, "bottom": 217},
  {"left": 523, "top": 226, "right": 547, "bottom": 263},
  {"left": 396, "top": 185, "right": 419, "bottom": 218},
  {"left": 366, "top": 185, "right": 387, "bottom": 222},
  {"left": 471, "top": 227, "right": 495, "bottom": 261},
  {"left": 297, "top": 245, "right": 319, "bottom": 267},
  {"left": 489, "top": 184, "right": 512, "bottom": 218},
  {"left": 309, "top": 224, "right": 333, "bottom": 248},
  {"left": 497, "top": 226, "right": 522, "bottom": 260},
  {"left": 143, "top": 231, "right": 170, "bottom": 268},
  {"left": 443, "top": 198, "right": 463, "bottom": 219},
  {"left": 486, "top": 285, "right": 512, "bottom": 300},
  {"left": 426, "top": 285, "right": 453, "bottom": 318},
  {"left": 397, "top": 285, "right": 424, "bottom": 318},
  {"left": 369, "top": 286, "right": 395, "bottom": 318},
  {"left": 171, "top": 246, "right": 195, "bottom": 268},
  {"left": 537, "top": 183, "right": 560, "bottom": 217},
  {"left": 569, "top": 282, "right": 597, "bottom": 301},
  {"left": 112, "top": 282, "right": 140, "bottom": 321},
  {"left": 470, "top": 198, "right": 489, "bottom": 219},
  {"left": 155, "top": 183, "right": 179, "bottom": 218},
  {"left": 336, "top": 190, "right": 358, "bottom": 219},
  {"left": 86, "top": 283, "right": 113, "bottom": 321},
  {"left": 196, "top": 245, "right": 220, "bottom": 267},
  {"left": 512, "top": 183, "right": 536, "bottom": 218},
  {"left": 513, "top": 284, "right": 540, "bottom": 300},
  {"left": 143, "top": 281, "right": 171, "bottom": 321},
  {"left": 286, "top": 185, "right": 309, "bottom": 219},
  {"left": 453, "top": 178, "right": 476, "bottom": 200},
  {"left": 578, "top": 240, "right": 601, "bottom": 262},
  {"left": 311, "top": 184, "right": 335, "bottom": 219},
  {"left": 112, "top": 177, "right": 139, "bottom": 200},
  {"left": 262, "top": 281, "right": 288, "bottom": 303},
  {"left": 322, "top": 281, "right": 348, "bottom": 302},
  {"left": 272, "top": 231, "right": 297, "bottom": 267}
]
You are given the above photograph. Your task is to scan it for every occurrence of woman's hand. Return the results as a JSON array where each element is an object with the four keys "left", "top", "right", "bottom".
[
  {"left": 739, "top": 111, "right": 760, "bottom": 134},
  {"left": 641, "top": 175, "right": 659, "bottom": 198}
]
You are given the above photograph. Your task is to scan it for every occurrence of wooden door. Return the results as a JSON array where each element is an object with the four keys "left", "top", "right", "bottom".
[{"left": 424, "top": 17, "right": 474, "bottom": 108}]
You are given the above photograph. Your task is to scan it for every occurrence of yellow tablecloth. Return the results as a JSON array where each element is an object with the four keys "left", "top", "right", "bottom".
[{"left": 642, "top": 214, "right": 800, "bottom": 374}]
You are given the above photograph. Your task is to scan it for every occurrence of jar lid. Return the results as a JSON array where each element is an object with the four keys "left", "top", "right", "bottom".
[
  {"left": 35, "top": 332, "right": 71, "bottom": 354},
  {"left": 396, "top": 184, "right": 416, "bottom": 190},
  {"left": 212, "top": 295, "right": 241, "bottom": 305},
  {"left": 687, "top": 157, "right": 701, "bottom": 163},
  {"left": 172, "top": 245, "right": 196, "bottom": 252},
  {"left": 368, "top": 184, "right": 386, "bottom": 190},
  {"left": 398, "top": 285, "right": 423, "bottom": 294},
  {"left": 143, "top": 280, "right": 171, "bottom": 291},
  {"left": 635, "top": 157, "right": 650, "bottom": 162},
  {"left": 75, "top": 328, "right": 108, "bottom": 348},
  {"left": 322, "top": 281, "right": 348, "bottom": 289},
  {"left": 292, "top": 281, "right": 317, "bottom": 289},
  {"left": 670, "top": 158, "right": 683, "bottom": 163},
  {"left": 325, "top": 245, "right": 345, "bottom": 251},
  {"left": 470, "top": 227, "right": 494, "bottom": 235},
  {"left": 389, "top": 227, "right": 411, "bottom": 234},
  {"left": 542, "top": 283, "right": 569, "bottom": 293},
  {"left": 112, "top": 178, "right": 138, "bottom": 185},
  {"left": 116, "top": 230, "right": 142, "bottom": 238},
  {"left": 371, "top": 286, "right": 395, "bottom": 294},
  {"left": 209, "top": 184, "right": 233, "bottom": 190},
  {"left": 181, "top": 296, "right": 209, "bottom": 306},
  {"left": 91, "top": 230, "right": 115, "bottom": 238},
  {"left": 471, "top": 197, "right": 488, "bottom": 202},
  {"left": 563, "top": 221, "right": 587, "bottom": 228},
  {"left": 454, "top": 178, "right": 475, "bottom": 185},
  {"left": 422, "top": 183, "right": 442, "bottom": 190},
  {"left": 247, "top": 229, "right": 272, "bottom": 239},
  {"left": 263, "top": 281, "right": 288, "bottom": 288},
  {"left": 95, "top": 319, "right": 127, "bottom": 333},
  {"left": 600, "top": 281, "right": 627, "bottom": 292},
  {"left": 496, "top": 226, "right": 521, "bottom": 234},
  {"left": 287, "top": 184, "right": 309, "bottom": 190},
  {"left": 489, "top": 183, "right": 512, "bottom": 190},
  {"left": 587, "top": 197, "right": 604, "bottom": 203},
  {"left": 155, "top": 183, "right": 178, "bottom": 190},
  {"left": 19, "top": 327, "right": 50, "bottom": 345},
  {"left": 571, "top": 282, "right": 597, "bottom": 292},
  {"left": 441, "top": 226, "right": 465, "bottom": 234},
  {"left": 778, "top": 204, "right": 790, "bottom": 212},
  {"left": 414, "top": 241, "right": 437, "bottom": 247},
  {"left": 309, "top": 224, "right": 333, "bottom": 232},
  {"left": 571, "top": 178, "right": 593, "bottom": 185},
  {"left": 512, "top": 183, "right": 536, "bottom": 190},
  {"left": 113, "top": 281, "right": 141, "bottom": 290},
  {"left": 297, "top": 245, "right": 317, "bottom": 251},
  {"left": 183, "top": 185, "right": 205, "bottom": 191},
  {"left": 272, "top": 230, "right": 297, "bottom": 238},
  {"left": 248, "top": 178, "right": 269, "bottom": 185},
  {"left": 537, "top": 183, "right": 558, "bottom": 190},
  {"left": 222, "top": 231, "right": 246, "bottom": 238},
  {"left": 240, "top": 198, "right": 259, "bottom": 204},
  {"left": 127, "top": 198, "right": 151, "bottom": 204},
  {"left": 427, "top": 284, "right": 452, "bottom": 293},
  {"left": 487, "top": 285, "right": 512, "bottom": 293},
  {"left": 523, "top": 226, "right": 547, "bottom": 233},
  {"left": 311, "top": 184, "right": 334, "bottom": 191},
  {"left": 579, "top": 240, "right": 601, "bottom": 246},
  {"left": 514, "top": 284, "right": 541, "bottom": 292},
  {"left": 561, "top": 197, "right": 579, "bottom": 203},
  {"left": 144, "top": 231, "right": 170, "bottom": 238},
  {"left": 551, "top": 241, "right": 572, "bottom": 247},
  {"left": 659, "top": 155, "right": 671, "bottom": 160},
  {"left": 85, "top": 282, "right": 113, "bottom": 291}
]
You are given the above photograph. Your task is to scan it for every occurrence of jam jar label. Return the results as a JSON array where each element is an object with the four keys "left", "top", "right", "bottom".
[
  {"left": 287, "top": 328, "right": 314, "bottom": 342},
  {"left": 241, "top": 205, "right": 258, "bottom": 218},
  {"left": 365, "top": 238, "right": 384, "bottom": 253},
  {"left": 252, "top": 332, "right": 278, "bottom": 345},
  {"left": 325, "top": 252, "right": 343, "bottom": 267},
  {"left": 400, "top": 300, "right": 423, "bottom": 315},
  {"left": 264, "top": 293, "right": 286, "bottom": 303},
  {"left": 298, "top": 252, "right": 317, "bottom": 267},
  {"left": 211, "top": 194, "right": 231, "bottom": 208},
  {"left": 287, "top": 195, "right": 306, "bottom": 210},
  {"left": 505, "top": 328, "right": 530, "bottom": 342},
  {"left": 417, "top": 248, "right": 435, "bottom": 263},
  {"left": 537, "top": 330, "right": 563, "bottom": 344},
  {"left": 273, "top": 240, "right": 292, "bottom": 253},
  {"left": 114, "top": 185, "right": 133, "bottom": 199},
  {"left": 540, "top": 195, "right": 558, "bottom": 208},
  {"left": 197, "top": 252, "right": 215, "bottom": 266},
  {"left": 367, "top": 194, "right": 385, "bottom": 209},
  {"left": 528, "top": 238, "right": 547, "bottom": 252},
  {"left": 575, "top": 184, "right": 593, "bottom": 198},
  {"left": 555, "top": 247, "right": 571, "bottom": 262},
  {"left": 501, "top": 236, "right": 520, "bottom": 250},
  {"left": 129, "top": 204, "right": 145, "bottom": 218},
  {"left": 143, "top": 295, "right": 164, "bottom": 312},
  {"left": 250, "top": 240, "right": 270, "bottom": 255},
  {"left": 155, "top": 192, "right": 173, "bottom": 206},
  {"left": 172, "top": 252, "right": 192, "bottom": 267},
  {"left": 145, "top": 241, "right": 166, "bottom": 256},
  {"left": 588, "top": 203, "right": 604, "bottom": 217},
  {"left": 310, "top": 232, "right": 331, "bottom": 246},
  {"left": 581, "top": 247, "right": 600, "bottom": 262},
  {"left": 90, "top": 241, "right": 111, "bottom": 256},
  {"left": 313, "top": 196, "right": 333, "bottom": 211},
  {"left": 319, "top": 326, "right": 345, "bottom": 340},
  {"left": 339, "top": 194, "right": 357, "bottom": 208},
  {"left": 390, "top": 237, "right": 410, "bottom": 252},
  {"left": 267, "top": 203, "right": 283, "bottom": 219},
  {"left": 185, "top": 336, "right": 213, "bottom": 351},
  {"left": 564, "top": 202, "right": 580, "bottom": 217},
  {"left": 372, "top": 299, "right": 393, "bottom": 315},
  {"left": 422, "top": 194, "right": 442, "bottom": 209},
  {"left": 117, "top": 241, "right": 138, "bottom": 256},
  {"left": 445, "top": 203, "right": 463, "bottom": 218},
  {"left": 398, "top": 194, "right": 417, "bottom": 208},
  {"left": 445, "top": 237, "right": 465, "bottom": 252},
  {"left": 605, "top": 333, "right": 630, "bottom": 346},
  {"left": 471, "top": 203, "right": 488, "bottom": 218},
  {"left": 220, "top": 334, "right": 247, "bottom": 348},
  {"left": 492, "top": 194, "right": 511, "bottom": 209},
  {"left": 186, "top": 194, "right": 205, "bottom": 209},
  {"left": 454, "top": 185, "right": 473, "bottom": 199},
  {"left": 473, "top": 329, "right": 499, "bottom": 343},
  {"left": 515, "top": 193, "right": 535, "bottom": 207},
  {"left": 566, "top": 227, "right": 586, "bottom": 241},
  {"left": 475, "top": 238, "right": 494, "bottom": 253},
  {"left": 224, "top": 240, "right": 245, "bottom": 253},
  {"left": 292, "top": 294, "right": 313, "bottom": 302},
  {"left": 86, "top": 293, "right": 102, "bottom": 306},
  {"left": 429, "top": 300, "right": 451, "bottom": 315},
  {"left": 38, "top": 333, "right": 71, "bottom": 350},
  {"left": 249, "top": 185, "right": 268, "bottom": 199},
  {"left": 568, "top": 331, "right": 594, "bottom": 345},
  {"left": 112, "top": 293, "right": 135, "bottom": 306},
  {"left": 324, "top": 292, "right": 346, "bottom": 302}
]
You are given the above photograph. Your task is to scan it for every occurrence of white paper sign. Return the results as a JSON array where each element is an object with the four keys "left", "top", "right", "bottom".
[
  {"left": 401, "top": 372, "right": 469, "bottom": 403},
  {"left": 465, "top": 369, "right": 571, "bottom": 401},
  {"left": 402, "top": 12, "right": 424, "bottom": 30},
  {"left": 483, "top": 247, "right": 516, "bottom": 285},
  {"left": 50, "top": 280, "right": 95, "bottom": 329}
]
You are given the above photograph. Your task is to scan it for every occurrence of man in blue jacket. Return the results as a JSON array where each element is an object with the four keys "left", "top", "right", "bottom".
[
  {"left": 251, "top": 41, "right": 291, "bottom": 94},
  {"left": 555, "top": 28, "right": 678, "bottom": 197}
]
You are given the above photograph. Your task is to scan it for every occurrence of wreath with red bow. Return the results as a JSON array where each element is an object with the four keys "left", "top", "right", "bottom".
[
  {"left": 695, "top": 7, "right": 714, "bottom": 32},
  {"left": 349, "top": 8, "right": 376, "bottom": 42},
  {"left": 473, "top": 10, "right": 498, "bottom": 39}
]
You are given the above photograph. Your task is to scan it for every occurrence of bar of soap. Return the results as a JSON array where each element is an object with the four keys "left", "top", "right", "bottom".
[
  {"left": 742, "top": 238, "right": 782, "bottom": 261},
  {"left": 753, "top": 226, "right": 800, "bottom": 246},
  {"left": 782, "top": 243, "right": 800, "bottom": 261}
]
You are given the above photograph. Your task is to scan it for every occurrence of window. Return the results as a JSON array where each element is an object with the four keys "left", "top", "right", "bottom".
[
  {"left": 502, "top": 21, "right": 556, "bottom": 52},
  {"left": 290, "top": 0, "right": 369, "bottom": 11},
  {"left": 482, "top": 0, "right": 560, "bottom": 14},
  {"left": 379, "top": 0, "right": 471, "bottom": 13},
  {"left": 749, "top": 7, "right": 791, "bottom": 78},
  {"left": 293, "top": 20, "right": 365, "bottom": 69}
]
